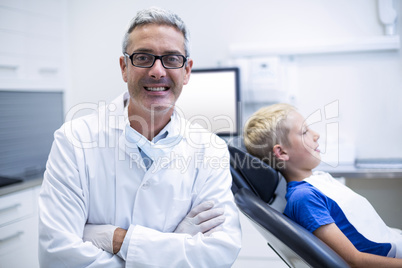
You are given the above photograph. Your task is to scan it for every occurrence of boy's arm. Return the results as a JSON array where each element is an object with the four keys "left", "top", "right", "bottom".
[{"left": 314, "top": 223, "right": 402, "bottom": 267}]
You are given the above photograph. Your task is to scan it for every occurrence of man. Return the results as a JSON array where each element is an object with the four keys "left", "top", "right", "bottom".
[{"left": 38, "top": 7, "right": 241, "bottom": 267}]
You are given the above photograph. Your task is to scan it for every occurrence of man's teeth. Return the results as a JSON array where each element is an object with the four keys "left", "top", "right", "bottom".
[{"left": 146, "top": 87, "right": 167, "bottom": 91}]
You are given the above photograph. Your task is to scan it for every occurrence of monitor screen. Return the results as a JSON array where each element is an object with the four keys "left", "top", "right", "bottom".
[{"left": 175, "top": 67, "right": 240, "bottom": 136}]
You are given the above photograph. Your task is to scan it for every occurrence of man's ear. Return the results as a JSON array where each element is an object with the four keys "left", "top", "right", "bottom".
[
  {"left": 183, "top": 58, "right": 193, "bottom": 85},
  {"left": 119, "top": 56, "right": 128, "bottom": 83},
  {"left": 273, "top": 144, "right": 289, "bottom": 161}
]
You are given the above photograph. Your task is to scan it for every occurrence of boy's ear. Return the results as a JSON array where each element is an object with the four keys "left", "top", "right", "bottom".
[{"left": 273, "top": 145, "right": 289, "bottom": 161}]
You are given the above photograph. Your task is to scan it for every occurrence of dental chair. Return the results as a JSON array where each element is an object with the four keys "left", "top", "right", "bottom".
[{"left": 227, "top": 142, "right": 350, "bottom": 268}]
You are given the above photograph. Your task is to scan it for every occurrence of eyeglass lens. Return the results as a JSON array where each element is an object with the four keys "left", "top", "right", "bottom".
[{"left": 131, "top": 53, "right": 185, "bottom": 68}]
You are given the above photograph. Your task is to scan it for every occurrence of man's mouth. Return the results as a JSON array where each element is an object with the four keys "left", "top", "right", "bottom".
[{"left": 145, "top": 87, "right": 169, "bottom": 92}]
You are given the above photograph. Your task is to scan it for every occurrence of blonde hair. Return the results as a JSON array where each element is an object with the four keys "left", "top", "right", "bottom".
[{"left": 244, "top": 103, "right": 296, "bottom": 169}]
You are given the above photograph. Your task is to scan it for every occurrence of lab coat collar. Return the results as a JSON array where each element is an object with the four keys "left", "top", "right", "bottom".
[
  {"left": 112, "top": 91, "right": 185, "bottom": 162},
  {"left": 107, "top": 91, "right": 129, "bottom": 131}
]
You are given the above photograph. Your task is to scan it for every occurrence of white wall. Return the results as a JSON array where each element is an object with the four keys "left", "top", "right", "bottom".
[{"left": 66, "top": 0, "right": 402, "bottom": 160}]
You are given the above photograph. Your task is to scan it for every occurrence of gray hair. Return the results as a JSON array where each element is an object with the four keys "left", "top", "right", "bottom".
[{"left": 122, "top": 7, "right": 190, "bottom": 57}]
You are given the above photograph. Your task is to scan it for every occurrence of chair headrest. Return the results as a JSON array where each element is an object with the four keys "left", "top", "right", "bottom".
[
  {"left": 228, "top": 144, "right": 279, "bottom": 203},
  {"left": 226, "top": 135, "right": 246, "bottom": 151}
]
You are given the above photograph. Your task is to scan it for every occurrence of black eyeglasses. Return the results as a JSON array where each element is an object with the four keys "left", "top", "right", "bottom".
[{"left": 124, "top": 52, "right": 187, "bottom": 69}]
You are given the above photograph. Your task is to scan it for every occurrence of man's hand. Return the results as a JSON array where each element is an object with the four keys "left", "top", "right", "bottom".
[
  {"left": 83, "top": 224, "right": 118, "bottom": 254},
  {"left": 174, "top": 201, "right": 225, "bottom": 236},
  {"left": 112, "top": 227, "right": 127, "bottom": 254}
]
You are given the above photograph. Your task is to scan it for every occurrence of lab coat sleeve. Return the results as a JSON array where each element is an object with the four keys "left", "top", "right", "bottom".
[
  {"left": 38, "top": 123, "right": 124, "bottom": 267},
  {"left": 124, "top": 145, "right": 242, "bottom": 268}
]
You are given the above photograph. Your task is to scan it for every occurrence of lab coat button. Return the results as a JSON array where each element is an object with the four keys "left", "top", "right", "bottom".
[{"left": 142, "top": 182, "right": 150, "bottom": 189}]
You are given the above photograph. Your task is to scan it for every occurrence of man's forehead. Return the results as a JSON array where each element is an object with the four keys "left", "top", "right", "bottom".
[
  {"left": 128, "top": 24, "right": 185, "bottom": 53},
  {"left": 130, "top": 24, "right": 184, "bottom": 39}
]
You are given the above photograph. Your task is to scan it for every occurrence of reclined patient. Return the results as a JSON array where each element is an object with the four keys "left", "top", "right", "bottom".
[{"left": 243, "top": 103, "right": 402, "bottom": 268}]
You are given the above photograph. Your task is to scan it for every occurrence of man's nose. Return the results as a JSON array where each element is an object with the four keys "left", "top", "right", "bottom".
[{"left": 149, "top": 59, "right": 166, "bottom": 79}]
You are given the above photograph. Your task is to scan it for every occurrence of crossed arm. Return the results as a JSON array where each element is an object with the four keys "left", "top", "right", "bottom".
[
  {"left": 314, "top": 223, "right": 402, "bottom": 267},
  {"left": 84, "top": 201, "right": 226, "bottom": 254}
]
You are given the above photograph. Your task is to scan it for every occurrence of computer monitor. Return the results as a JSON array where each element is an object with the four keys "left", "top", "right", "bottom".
[{"left": 176, "top": 67, "right": 240, "bottom": 136}]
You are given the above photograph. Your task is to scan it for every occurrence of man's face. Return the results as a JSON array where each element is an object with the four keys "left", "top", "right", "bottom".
[{"left": 120, "top": 24, "right": 193, "bottom": 116}]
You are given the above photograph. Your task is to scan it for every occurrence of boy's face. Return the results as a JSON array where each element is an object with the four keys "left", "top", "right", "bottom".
[{"left": 283, "top": 111, "right": 321, "bottom": 172}]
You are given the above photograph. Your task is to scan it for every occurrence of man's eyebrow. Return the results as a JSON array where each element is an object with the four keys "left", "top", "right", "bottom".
[
  {"left": 164, "top": 50, "right": 185, "bottom": 55},
  {"left": 130, "top": 48, "right": 152, "bottom": 53},
  {"left": 133, "top": 48, "right": 185, "bottom": 55}
]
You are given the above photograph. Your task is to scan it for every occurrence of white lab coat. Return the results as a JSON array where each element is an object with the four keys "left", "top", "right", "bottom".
[{"left": 38, "top": 92, "right": 242, "bottom": 267}]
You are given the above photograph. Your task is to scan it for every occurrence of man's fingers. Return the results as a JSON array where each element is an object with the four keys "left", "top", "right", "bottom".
[
  {"left": 187, "top": 201, "right": 214, "bottom": 218},
  {"left": 198, "top": 215, "right": 226, "bottom": 234},
  {"left": 204, "top": 225, "right": 223, "bottom": 236},
  {"left": 194, "top": 207, "right": 224, "bottom": 224},
  {"left": 175, "top": 202, "right": 226, "bottom": 236}
]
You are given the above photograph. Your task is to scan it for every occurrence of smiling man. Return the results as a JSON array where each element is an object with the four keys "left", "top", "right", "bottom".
[
  {"left": 121, "top": 23, "right": 190, "bottom": 140},
  {"left": 38, "top": 7, "right": 241, "bottom": 267}
]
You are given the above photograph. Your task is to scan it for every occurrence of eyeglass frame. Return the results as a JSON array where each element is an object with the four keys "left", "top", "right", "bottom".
[{"left": 123, "top": 52, "right": 188, "bottom": 69}]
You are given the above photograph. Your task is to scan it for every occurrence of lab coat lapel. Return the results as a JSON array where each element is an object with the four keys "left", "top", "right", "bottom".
[{"left": 114, "top": 128, "right": 146, "bottom": 228}]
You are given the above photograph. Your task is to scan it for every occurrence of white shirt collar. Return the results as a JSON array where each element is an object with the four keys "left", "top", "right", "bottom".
[{"left": 120, "top": 93, "right": 184, "bottom": 142}]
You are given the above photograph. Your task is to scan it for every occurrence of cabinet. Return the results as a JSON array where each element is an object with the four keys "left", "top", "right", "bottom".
[
  {"left": 0, "top": 186, "right": 40, "bottom": 268},
  {"left": 0, "top": 0, "right": 67, "bottom": 91}
]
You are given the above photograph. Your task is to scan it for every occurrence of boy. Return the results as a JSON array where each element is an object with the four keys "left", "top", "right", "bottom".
[{"left": 243, "top": 103, "right": 402, "bottom": 267}]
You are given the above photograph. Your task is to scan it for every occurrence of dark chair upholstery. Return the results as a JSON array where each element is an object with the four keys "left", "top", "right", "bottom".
[
  {"left": 228, "top": 144, "right": 280, "bottom": 204},
  {"left": 235, "top": 188, "right": 350, "bottom": 268}
]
